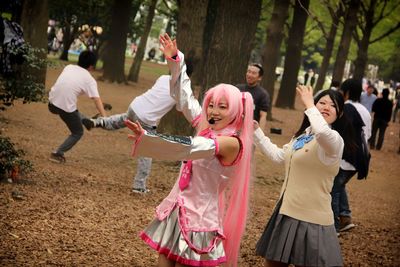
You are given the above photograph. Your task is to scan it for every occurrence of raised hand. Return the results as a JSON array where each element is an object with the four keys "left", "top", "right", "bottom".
[
  {"left": 124, "top": 120, "right": 144, "bottom": 141},
  {"left": 159, "top": 33, "right": 178, "bottom": 58},
  {"left": 296, "top": 85, "right": 314, "bottom": 109}
]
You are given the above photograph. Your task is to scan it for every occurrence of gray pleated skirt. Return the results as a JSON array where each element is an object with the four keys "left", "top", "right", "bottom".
[
  {"left": 140, "top": 207, "right": 226, "bottom": 266},
  {"left": 256, "top": 199, "right": 343, "bottom": 267}
]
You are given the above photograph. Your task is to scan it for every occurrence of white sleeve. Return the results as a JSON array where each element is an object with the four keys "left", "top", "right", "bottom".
[
  {"left": 253, "top": 128, "right": 286, "bottom": 163},
  {"left": 131, "top": 131, "right": 216, "bottom": 161},
  {"left": 168, "top": 51, "right": 202, "bottom": 125},
  {"left": 305, "top": 107, "right": 344, "bottom": 165}
]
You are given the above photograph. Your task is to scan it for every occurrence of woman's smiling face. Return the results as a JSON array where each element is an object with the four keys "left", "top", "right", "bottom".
[
  {"left": 207, "top": 96, "right": 231, "bottom": 130},
  {"left": 316, "top": 95, "right": 338, "bottom": 125}
]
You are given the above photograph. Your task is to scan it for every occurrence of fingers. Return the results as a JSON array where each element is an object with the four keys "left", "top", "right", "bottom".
[
  {"left": 124, "top": 120, "right": 142, "bottom": 133},
  {"left": 159, "top": 33, "right": 173, "bottom": 47},
  {"left": 296, "top": 85, "right": 313, "bottom": 95},
  {"left": 253, "top": 120, "right": 260, "bottom": 129}
]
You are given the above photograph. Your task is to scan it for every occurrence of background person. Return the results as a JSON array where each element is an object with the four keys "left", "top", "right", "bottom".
[
  {"left": 48, "top": 50, "right": 107, "bottom": 163},
  {"left": 82, "top": 62, "right": 193, "bottom": 194},
  {"left": 236, "top": 63, "right": 270, "bottom": 132}
]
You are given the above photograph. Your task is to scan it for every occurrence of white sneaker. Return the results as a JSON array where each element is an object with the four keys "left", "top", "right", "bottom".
[{"left": 132, "top": 188, "right": 150, "bottom": 194}]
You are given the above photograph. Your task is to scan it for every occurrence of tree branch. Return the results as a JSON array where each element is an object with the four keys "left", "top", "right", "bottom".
[{"left": 370, "top": 21, "right": 400, "bottom": 44}]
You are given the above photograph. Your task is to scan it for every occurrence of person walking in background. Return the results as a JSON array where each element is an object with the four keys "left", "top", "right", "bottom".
[
  {"left": 236, "top": 63, "right": 270, "bottom": 132},
  {"left": 82, "top": 62, "right": 193, "bottom": 194},
  {"left": 255, "top": 87, "right": 354, "bottom": 267},
  {"left": 370, "top": 88, "right": 393, "bottom": 150},
  {"left": 48, "top": 50, "right": 107, "bottom": 163},
  {"left": 392, "top": 85, "right": 400, "bottom": 123},
  {"left": 331, "top": 78, "right": 372, "bottom": 234},
  {"left": 125, "top": 34, "right": 255, "bottom": 267},
  {"left": 360, "top": 84, "right": 377, "bottom": 113}
]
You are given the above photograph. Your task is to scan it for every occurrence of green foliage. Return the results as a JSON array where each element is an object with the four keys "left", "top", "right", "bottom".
[
  {"left": 0, "top": 43, "right": 47, "bottom": 110},
  {"left": 0, "top": 136, "right": 33, "bottom": 180}
]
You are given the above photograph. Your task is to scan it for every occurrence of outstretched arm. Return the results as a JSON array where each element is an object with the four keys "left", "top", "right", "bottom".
[
  {"left": 159, "top": 33, "right": 202, "bottom": 126},
  {"left": 253, "top": 121, "right": 286, "bottom": 163},
  {"left": 125, "top": 120, "right": 240, "bottom": 164}
]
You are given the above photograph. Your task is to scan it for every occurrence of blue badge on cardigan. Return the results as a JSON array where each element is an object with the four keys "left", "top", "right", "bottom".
[{"left": 293, "top": 134, "right": 314, "bottom": 150}]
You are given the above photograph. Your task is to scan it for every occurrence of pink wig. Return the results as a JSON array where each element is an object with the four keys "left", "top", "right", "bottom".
[{"left": 197, "top": 84, "right": 254, "bottom": 266}]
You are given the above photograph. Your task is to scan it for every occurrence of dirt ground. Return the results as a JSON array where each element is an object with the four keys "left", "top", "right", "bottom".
[{"left": 1, "top": 62, "right": 399, "bottom": 266}]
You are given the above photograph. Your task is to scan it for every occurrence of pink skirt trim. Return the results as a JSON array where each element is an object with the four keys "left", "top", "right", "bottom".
[{"left": 140, "top": 231, "right": 227, "bottom": 266}]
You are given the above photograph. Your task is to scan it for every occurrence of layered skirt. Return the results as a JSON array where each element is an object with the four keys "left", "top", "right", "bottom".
[
  {"left": 256, "top": 199, "right": 343, "bottom": 267},
  {"left": 140, "top": 207, "right": 226, "bottom": 266}
]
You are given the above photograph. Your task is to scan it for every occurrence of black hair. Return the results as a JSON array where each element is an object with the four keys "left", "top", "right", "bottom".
[
  {"left": 185, "top": 58, "right": 194, "bottom": 77},
  {"left": 294, "top": 89, "right": 357, "bottom": 152},
  {"left": 251, "top": 63, "right": 264, "bottom": 77},
  {"left": 78, "top": 50, "right": 97, "bottom": 69},
  {"left": 330, "top": 80, "right": 340, "bottom": 88},
  {"left": 382, "top": 88, "right": 389, "bottom": 98},
  {"left": 340, "top": 78, "right": 362, "bottom": 102}
]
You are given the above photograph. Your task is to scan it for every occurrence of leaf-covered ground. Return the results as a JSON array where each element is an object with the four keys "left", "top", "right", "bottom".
[{"left": 1, "top": 63, "right": 399, "bottom": 266}]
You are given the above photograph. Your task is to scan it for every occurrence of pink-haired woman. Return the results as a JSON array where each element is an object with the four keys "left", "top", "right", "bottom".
[{"left": 125, "top": 34, "right": 254, "bottom": 267}]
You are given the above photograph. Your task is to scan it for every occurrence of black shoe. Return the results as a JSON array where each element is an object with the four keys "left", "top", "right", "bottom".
[
  {"left": 49, "top": 152, "right": 66, "bottom": 163},
  {"left": 82, "top": 118, "right": 95, "bottom": 131}
]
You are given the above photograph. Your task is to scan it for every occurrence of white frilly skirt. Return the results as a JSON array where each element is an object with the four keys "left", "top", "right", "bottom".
[{"left": 140, "top": 207, "right": 226, "bottom": 266}]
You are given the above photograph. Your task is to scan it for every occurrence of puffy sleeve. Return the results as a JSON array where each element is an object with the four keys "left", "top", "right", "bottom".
[
  {"left": 305, "top": 106, "right": 344, "bottom": 165},
  {"left": 253, "top": 128, "right": 287, "bottom": 163},
  {"left": 167, "top": 51, "right": 202, "bottom": 126}
]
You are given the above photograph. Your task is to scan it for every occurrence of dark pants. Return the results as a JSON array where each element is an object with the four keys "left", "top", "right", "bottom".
[
  {"left": 331, "top": 168, "right": 357, "bottom": 231},
  {"left": 369, "top": 118, "right": 388, "bottom": 150},
  {"left": 48, "top": 103, "right": 84, "bottom": 155}
]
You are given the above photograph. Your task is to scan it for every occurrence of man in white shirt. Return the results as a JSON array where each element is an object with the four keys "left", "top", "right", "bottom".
[
  {"left": 82, "top": 62, "right": 193, "bottom": 194},
  {"left": 331, "top": 78, "right": 372, "bottom": 234},
  {"left": 48, "top": 51, "right": 106, "bottom": 163}
]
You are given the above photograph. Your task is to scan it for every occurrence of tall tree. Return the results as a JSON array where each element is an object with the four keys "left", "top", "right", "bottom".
[
  {"left": 353, "top": 0, "right": 400, "bottom": 80},
  {"left": 127, "top": 0, "right": 158, "bottom": 82},
  {"left": 176, "top": 0, "right": 209, "bottom": 87},
  {"left": 260, "top": 0, "right": 290, "bottom": 120},
  {"left": 313, "top": 1, "right": 345, "bottom": 93},
  {"left": 332, "top": 0, "right": 361, "bottom": 82},
  {"left": 201, "top": 0, "right": 262, "bottom": 93},
  {"left": 20, "top": 0, "right": 49, "bottom": 85},
  {"left": 49, "top": 0, "right": 107, "bottom": 61},
  {"left": 102, "top": 0, "right": 132, "bottom": 83},
  {"left": 275, "top": 0, "right": 310, "bottom": 109},
  {"left": 158, "top": 0, "right": 209, "bottom": 135}
]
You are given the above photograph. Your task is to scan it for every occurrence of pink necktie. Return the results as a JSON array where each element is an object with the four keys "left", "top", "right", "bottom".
[{"left": 178, "top": 128, "right": 213, "bottom": 191}]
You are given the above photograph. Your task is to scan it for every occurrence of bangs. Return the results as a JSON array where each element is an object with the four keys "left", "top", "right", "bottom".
[{"left": 204, "top": 84, "right": 242, "bottom": 119}]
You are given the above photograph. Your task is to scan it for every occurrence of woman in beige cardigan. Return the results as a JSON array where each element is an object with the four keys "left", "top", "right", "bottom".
[{"left": 255, "top": 86, "right": 356, "bottom": 267}]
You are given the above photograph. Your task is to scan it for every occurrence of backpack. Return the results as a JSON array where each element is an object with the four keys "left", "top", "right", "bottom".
[
  {"left": 343, "top": 103, "right": 371, "bottom": 180},
  {"left": 357, "top": 128, "right": 371, "bottom": 180}
]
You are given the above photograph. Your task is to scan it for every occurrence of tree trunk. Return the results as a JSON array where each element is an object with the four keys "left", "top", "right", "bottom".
[
  {"left": 59, "top": 24, "right": 75, "bottom": 61},
  {"left": 314, "top": 10, "right": 341, "bottom": 93},
  {"left": 260, "top": 0, "right": 290, "bottom": 120},
  {"left": 353, "top": 0, "right": 376, "bottom": 80},
  {"left": 158, "top": 0, "right": 209, "bottom": 136},
  {"left": 20, "top": 0, "right": 48, "bottom": 85},
  {"left": 127, "top": 0, "right": 157, "bottom": 82},
  {"left": 332, "top": 0, "right": 360, "bottom": 82},
  {"left": 102, "top": 0, "right": 132, "bottom": 83},
  {"left": 201, "top": 0, "right": 262, "bottom": 94},
  {"left": 353, "top": 31, "right": 372, "bottom": 80},
  {"left": 275, "top": 0, "right": 310, "bottom": 109},
  {"left": 176, "top": 0, "right": 209, "bottom": 87}
]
